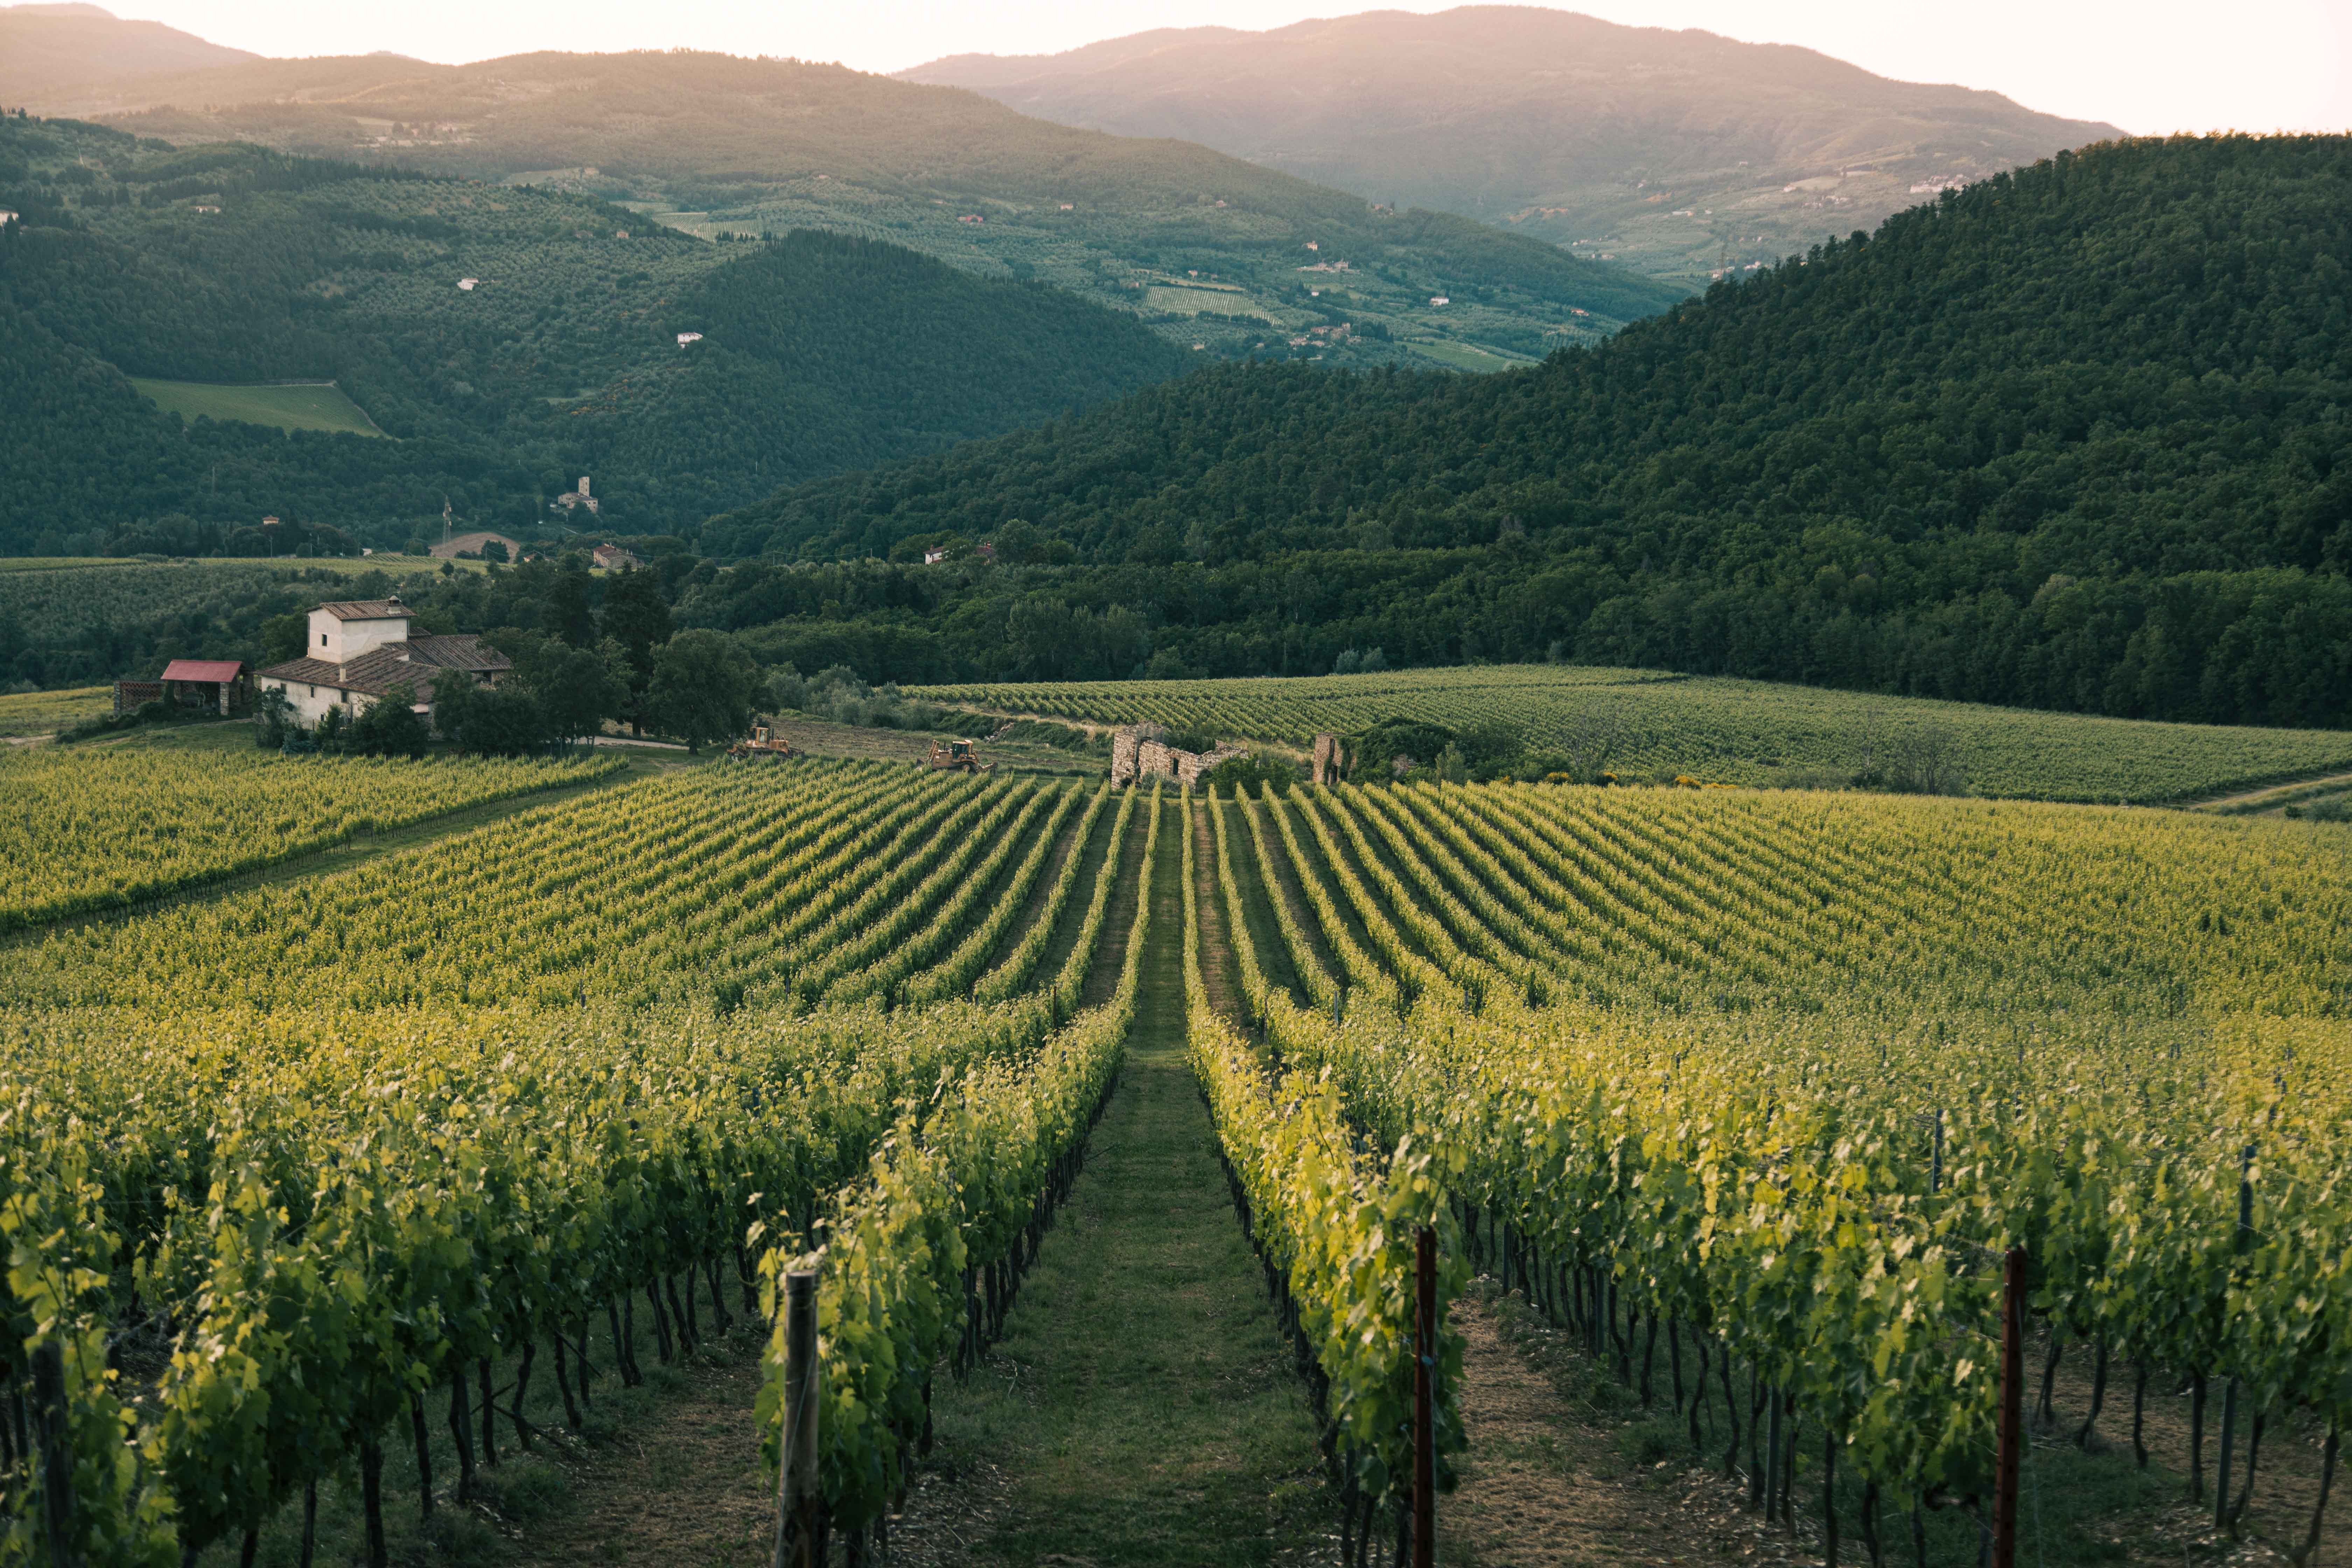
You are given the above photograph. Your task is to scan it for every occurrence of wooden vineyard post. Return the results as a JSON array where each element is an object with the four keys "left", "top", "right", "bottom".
[
  {"left": 773, "top": 1269, "right": 820, "bottom": 1568},
  {"left": 30, "top": 1340, "right": 79, "bottom": 1568},
  {"left": 1993, "top": 1247, "right": 2027, "bottom": 1568},
  {"left": 1416, "top": 1224, "right": 1437, "bottom": 1568}
]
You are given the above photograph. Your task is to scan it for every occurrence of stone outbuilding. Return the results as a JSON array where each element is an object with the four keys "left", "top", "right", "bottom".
[{"left": 1110, "top": 722, "right": 1250, "bottom": 788}]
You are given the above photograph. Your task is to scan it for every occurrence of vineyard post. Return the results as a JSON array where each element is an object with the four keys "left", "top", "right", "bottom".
[
  {"left": 1993, "top": 1247, "right": 2027, "bottom": 1568},
  {"left": 773, "top": 1269, "right": 820, "bottom": 1568},
  {"left": 1415, "top": 1224, "right": 1437, "bottom": 1568},
  {"left": 30, "top": 1340, "right": 77, "bottom": 1568}
]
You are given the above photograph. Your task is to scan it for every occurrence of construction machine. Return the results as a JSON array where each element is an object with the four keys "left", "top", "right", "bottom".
[
  {"left": 927, "top": 738, "right": 994, "bottom": 774},
  {"left": 725, "top": 720, "right": 796, "bottom": 762}
]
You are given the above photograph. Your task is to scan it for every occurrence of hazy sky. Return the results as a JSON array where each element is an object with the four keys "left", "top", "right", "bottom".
[{"left": 92, "top": 0, "right": 2352, "bottom": 136}]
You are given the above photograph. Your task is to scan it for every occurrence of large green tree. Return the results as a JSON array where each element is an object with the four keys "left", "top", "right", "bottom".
[{"left": 647, "top": 629, "right": 761, "bottom": 751}]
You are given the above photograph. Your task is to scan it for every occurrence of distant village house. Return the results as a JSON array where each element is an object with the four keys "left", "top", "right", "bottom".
[
  {"left": 676, "top": 331, "right": 702, "bottom": 346},
  {"left": 257, "top": 598, "right": 509, "bottom": 726},
  {"left": 554, "top": 475, "right": 598, "bottom": 514},
  {"left": 591, "top": 544, "right": 643, "bottom": 571}
]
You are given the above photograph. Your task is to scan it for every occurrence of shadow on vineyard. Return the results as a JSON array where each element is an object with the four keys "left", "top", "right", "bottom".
[{"left": 185, "top": 1312, "right": 776, "bottom": 1566}]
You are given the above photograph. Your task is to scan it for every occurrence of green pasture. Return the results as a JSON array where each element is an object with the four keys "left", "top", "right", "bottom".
[
  {"left": 1143, "top": 285, "right": 1275, "bottom": 320},
  {"left": 1407, "top": 337, "right": 1537, "bottom": 371},
  {"left": 0, "top": 685, "right": 111, "bottom": 738},
  {"left": 130, "top": 379, "right": 391, "bottom": 438}
]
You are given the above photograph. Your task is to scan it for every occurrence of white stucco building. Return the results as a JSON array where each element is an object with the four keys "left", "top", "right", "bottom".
[{"left": 257, "top": 597, "right": 510, "bottom": 725}]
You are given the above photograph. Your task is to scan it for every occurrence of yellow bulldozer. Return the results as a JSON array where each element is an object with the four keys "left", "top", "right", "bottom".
[
  {"left": 725, "top": 720, "right": 796, "bottom": 762},
  {"left": 927, "top": 738, "right": 994, "bottom": 774}
]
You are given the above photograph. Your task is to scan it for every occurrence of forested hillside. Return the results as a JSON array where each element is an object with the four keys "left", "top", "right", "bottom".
[
  {"left": 908, "top": 6, "right": 2117, "bottom": 288},
  {"left": 0, "top": 116, "right": 1186, "bottom": 549},
  {"left": 703, "top": 136, "right": 2352, "bottom": 729},
  {"left": 20, "top": 47, "right": 1687, "bottom": 366}
]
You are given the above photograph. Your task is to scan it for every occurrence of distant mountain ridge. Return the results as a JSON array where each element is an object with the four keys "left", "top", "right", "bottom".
[
  {"left": 904, "top": 6, "right": 2123, "bottom": 287},
  {"left": 0, "top": 3, "right": 255, "bottom": 102},
  {"left": 17, "top": 46, "right": 1684, "bottom": 368}
]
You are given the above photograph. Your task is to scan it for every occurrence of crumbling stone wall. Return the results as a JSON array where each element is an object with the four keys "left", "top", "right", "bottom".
[{"left": 1111, "top": 723, "right": 1245, "bottom": 787}]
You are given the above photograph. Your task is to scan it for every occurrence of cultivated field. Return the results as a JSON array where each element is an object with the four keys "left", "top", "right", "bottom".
[
  {"left": 0, "top": 684, "right": 109, "bottom": 737},
  {"left": 6, "top": 749, "right": 2348, "bottom": 1564},
  {"left": 0, "top": 745, "right": 622, "bottom": 930},
  {"left": 128, "top": 378, "right": 391, "bottom": 438},
  {"left": 913, "top": 665, "right": 2352, "bottom": 804}
]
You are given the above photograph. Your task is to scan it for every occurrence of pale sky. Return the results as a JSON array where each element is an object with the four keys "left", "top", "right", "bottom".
[{"left": 86, "top": 0, "right": 2352, "bottom": 136}]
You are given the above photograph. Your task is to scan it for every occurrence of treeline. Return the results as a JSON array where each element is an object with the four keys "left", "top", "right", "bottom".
[
  {"left": 699, "top": 134, "right": 2352, "bottom": 729},
  {"left": 663, "top": 550, "right": 2352, "bottom": 730}
]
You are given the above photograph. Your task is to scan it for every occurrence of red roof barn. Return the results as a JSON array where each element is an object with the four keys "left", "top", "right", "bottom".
[{"left": 116, "top": 659, "right": 252, "bottom": 718}]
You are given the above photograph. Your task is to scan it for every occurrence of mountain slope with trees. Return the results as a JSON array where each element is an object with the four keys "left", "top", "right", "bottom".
[
  {"left": 0, "top": 115, "right": 1188, "bottom": 551},
  {"left": 20, "top": 46, "right": 1687, "bottom": 365},
  {"left": 699, "top": 135, "right": 2352, "bottom": 729},
  {"left": 905, "top": 5, "right": 2119, "bottom": 288},
  {"left": 0, "top": 2, "right": 254, "bottom": 103}
]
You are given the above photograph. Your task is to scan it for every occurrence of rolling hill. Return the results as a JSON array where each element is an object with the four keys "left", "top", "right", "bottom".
[
  {"left": 904, "top": 5, "right": 2122, "bottom": 288},
  {"left": 17, "top": 46, "right": 1688, "bottom": 366},
  {"left": 0, "top": 2, "right": 254, "bottom": 103},
  {"left": 0, "top": 114, "right": 1189, "bottom": 550},
  {"left": 693, "top": 134, "right": 2352, "bottom": 731}
]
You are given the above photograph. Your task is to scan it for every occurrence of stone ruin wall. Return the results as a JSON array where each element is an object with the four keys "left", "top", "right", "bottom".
[{"left": 1111, "top": 723, "right": 1248, "bottom": 787}]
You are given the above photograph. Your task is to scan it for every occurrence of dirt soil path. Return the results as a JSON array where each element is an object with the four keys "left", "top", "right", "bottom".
[
  {"left": 1440, "top": 1294, "right": 1784, "bottom": 1568},
  {"left": 509, "top": 1340, "right": 777, "bottom": 1567},
  {"left": 2184, "top": 769, "right": 2352, "bottom": 812}
]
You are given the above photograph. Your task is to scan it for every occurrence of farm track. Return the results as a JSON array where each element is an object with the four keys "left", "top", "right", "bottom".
[
  {"left": 891, "top": 819, "right": 1337, "bottom": 1566},
  {"left": 2186, "top": 768, "right": 2352, "bottom": 813}
]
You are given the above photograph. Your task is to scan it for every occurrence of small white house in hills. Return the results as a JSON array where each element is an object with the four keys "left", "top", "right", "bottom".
[{"left": 257, "top": 597, "right": 509, "bottom": 725}]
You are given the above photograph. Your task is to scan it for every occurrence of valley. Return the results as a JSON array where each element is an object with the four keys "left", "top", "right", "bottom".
[{"left": 0, "top": 6, "right": 2346, "bottom": 1564}]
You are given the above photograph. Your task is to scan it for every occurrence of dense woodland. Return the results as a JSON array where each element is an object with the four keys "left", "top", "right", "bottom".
[
  {"left": 702, "top": 136, "right": 2352, "bottom": 728},
  {"left": 0, "top": 116, "right": 1186, "bottom": 550}
]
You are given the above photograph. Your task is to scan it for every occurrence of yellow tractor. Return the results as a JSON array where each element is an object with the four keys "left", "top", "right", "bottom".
[
  {"left": 725, "top": 720, "right": 796, "bottom": 762},
  {"left": 927, "top": 738, "right": 994, "bottom": 774}
]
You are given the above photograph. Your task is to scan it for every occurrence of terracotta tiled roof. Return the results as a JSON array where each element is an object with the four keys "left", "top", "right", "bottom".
[
  {"left": 258, "top": 636, "right": 509, "bottom": 698},
  {"left": 316, "top": 598, "right": 413, "bottom": 621},
  {"left": 159, "top": 659, "right": 247, "bottom": 682}
]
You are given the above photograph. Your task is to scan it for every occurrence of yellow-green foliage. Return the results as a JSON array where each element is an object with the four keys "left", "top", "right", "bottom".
[
  {"left": 0, "top": 746, "right": 624, "bottom": 931},
  {"left": 913, "top": 665, "right": 2352, "bottom": 804},
  {"left": 1195, "top": 774, "right": 2352, "bottom": 1512},
  {"left": 0, "top": 684, "right": 109, "bottom": 737},
  {"left": 0, "top": 761, "right": 1150, "bottom": 1553}
]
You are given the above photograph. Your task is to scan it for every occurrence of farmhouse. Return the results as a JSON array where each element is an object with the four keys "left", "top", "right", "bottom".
[
  {"left": 553, "top": 475, "right": 599, "bottom": 514},
  {"left": 257, "top": 598, "right": 509, "bottom": 726},
  {"left": 429, "top": 530, "right": 521, "bottom": 560},
  {"left": 590, "top": 543, "right": 643, "bottom": 571}
]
